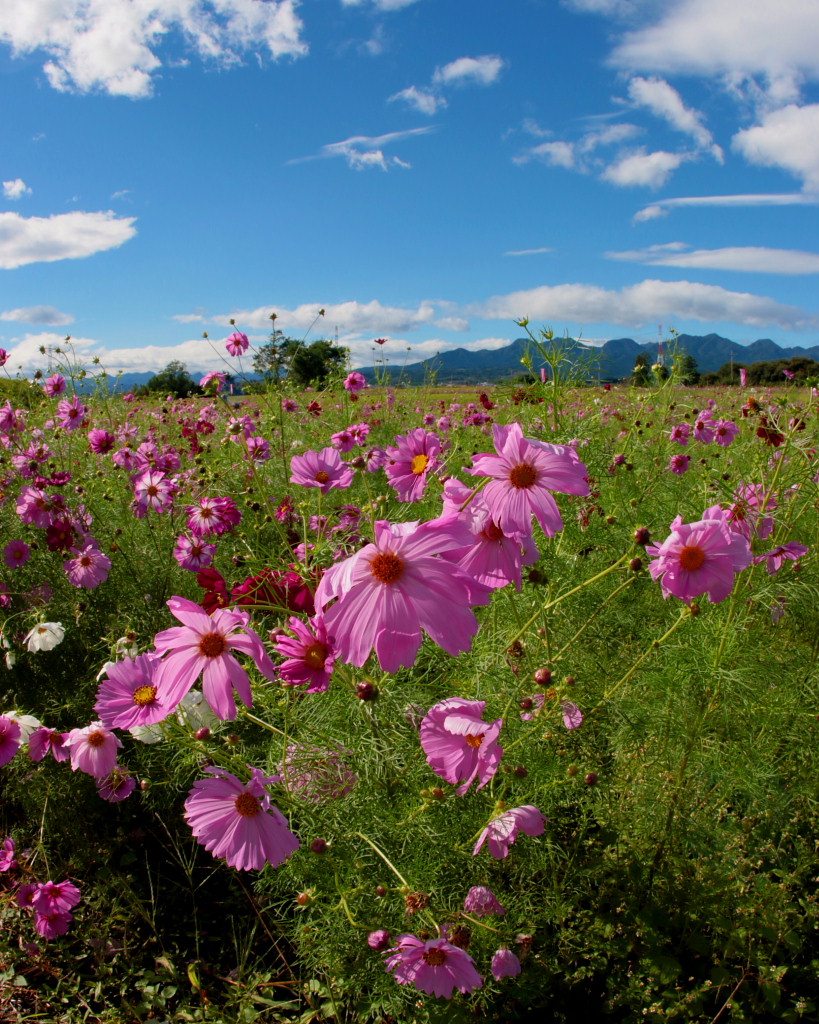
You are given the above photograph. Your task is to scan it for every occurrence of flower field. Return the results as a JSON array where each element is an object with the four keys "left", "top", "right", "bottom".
[{"left": 1, "top": 341, "right": 818, "bottom": 1023}]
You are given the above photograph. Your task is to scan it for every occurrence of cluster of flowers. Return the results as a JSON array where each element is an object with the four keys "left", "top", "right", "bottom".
[
  {"left": 666, "top": 405, "right": 740, "bottom": 475},
  {"left": 1, "top": 838, "right": 81, "bottom": 941}
]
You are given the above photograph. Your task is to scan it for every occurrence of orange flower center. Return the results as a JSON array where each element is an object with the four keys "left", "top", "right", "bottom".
[
  {"left": 303, "top": 642, "right": 327, "bottom": 670},
  {"left": 199, "top": 632, "right": 228, "bottom": 657},
  {"left": 87, "top": 730, "right": 106, "bottom": 747},
  {"left": 465, "top": 733, "right": 484, "bottom": 748},
  {"left": 133, "top": 685, "right": 157, "bottom": 707},
  {"left": 422, "top": 948, "right": 448, "bottom": 967},
  {"left": 234, "top": 792, "right": 261, "bottom": 817},
  {"left": 509, "top": 463, "right": 537, "bottom": 489},
  {"left": 481, "top": 521, "right": 504, "bottom": 542},
  {"left": 679, "top": 544, "right": 706, "bottom": 572},
  {"left": 315, "top": 471, "right": 330, "bottom": 484},
  {"left": 370, "top": 552, "right": 404, "bottom": 584},
  {"left": 411, "top": 453, "right": 429, "bottom": 475}
]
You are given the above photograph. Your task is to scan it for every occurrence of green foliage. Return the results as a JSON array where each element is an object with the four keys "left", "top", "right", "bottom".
[
  {"left": 144, "top": 360, "right": 203, "bottom": 398},
  {"left": 253, "top": 330, "right": 349, "bottom": 387}
]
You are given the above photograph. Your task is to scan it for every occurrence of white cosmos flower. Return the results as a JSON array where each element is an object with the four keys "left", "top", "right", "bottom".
[
  {"left": 6, "top": 712, "right": 42, "bottom": 742},
  {"left": 24, "top": 622, "right": 65, "bottom": 652}
]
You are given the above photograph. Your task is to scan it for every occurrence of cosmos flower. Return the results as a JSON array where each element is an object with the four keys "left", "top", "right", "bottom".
[
  {"left": 225, "top": 331, "right": 249, "bottom": 356},
  {"left": 343, "top": 371, "right": 368, "bottom": 394},
  {"left": 467, "top": 422, "right": 589, "bottom": 538},
  {"left": 646, "top": 509, "right": 752, "bottom": 605},
  {"left": 199, "top": 371, "right": 227, "bottom": 393},
  {"left": 173, "top": 534, "right": 217, "bottom": 571},
  {"left": 315, "top": 517, "right": 492, "bottom": 672},
  {"left": 95, "top": 652, "right": 172, "bottom": 730},
  {"left": 28, "top": 727, "right": 70, "bottom": 763},
  {"left": 0, "top": 715, "right": 22, "bottom": 767},
  {"left": 463, "top": 886, "right": 506, "bottom": 917},
  {"left": 24, "top": 622, "right": 65, "bottom": 652},
  {"left": 64, "top": 544, "right": 111, "bottom": 590},
  {"left": 185, "top": 496, "right": 241, "bottom": 537},
  {"left": 384, "top": 428, "right": 441, "bottom": 503},
  {"left": 383, "top": 934, "right": 483, "bottom": 999},
  {"left": 96, "top": 768, "right": 137, "bottom": 802},
  {"left": 64, "top": 722, "right": 123, "bottom": 778},
  {"left": 4, "top": 539, "right": 31, "bottom": 569},
  {"left": 153, "top": 596, "right": 277, "bottom": 720},
  {"left": 669, "top": 423, "right": 692, "bottom": 446},
  {"left": 32, "top": 880, "right": 81, "bottom": 916},
  {"left": 275, "top": 616, "right": 336, "bottom": 693},
  {"left": 87, "top": 427, "right": 115, "bottom": 454},
  {"left": 754, "top": 542, "right": 809, "bottom": 575},
  {"left": 184, "top": 767, "right": 299, "bottom": 871},
  {"left": 368, "top": 930, "right": 391, "bottom": 950},
  {"left": 0, "top": 837, "right": 17, "bottom": 872},
  {"left": 42, "top": 374, "right": 67, "bottom": 397},
  {"left": 420, "top": 699, "right": 503, "bottom": 796},
  {"left": 55, "top": 395, "right": 87, "bottom": 431},
  {"left": 667, "top": 454, "right": 690, "bottom": 475},
  {"left": 726, "top": 484, "right": 775, "bottom": 541},
  {"left": 290, "top": 448, "right": 355, "bottom": 495},
  {"left": 133, "top": 471, "right": 175, "bottom": 514},
  {"left": 491, "top": 948, "right": 522, "bottom": 980},
  {"left": 34, "top": 911, "right": 74, "bottom": 939},
  {"left": 713, "top": 419, "right": 739, "bottom": 447},
  {"left": 473, "top": 805, "right": 546, "bottom": 859}
]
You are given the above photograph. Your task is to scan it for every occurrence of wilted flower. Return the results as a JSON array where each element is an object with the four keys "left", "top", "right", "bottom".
[
  {"left": 463, "top": 885, "right": 506, "bottom": 917},
  {"left": 473, "top": 804, "right": 546, "bottom": 859},
  {"left": 279, "top": 743, "right": 356, "bottom": 803},
  {"left": 490, "top": 948, "right": 522, "bottom": 980}
]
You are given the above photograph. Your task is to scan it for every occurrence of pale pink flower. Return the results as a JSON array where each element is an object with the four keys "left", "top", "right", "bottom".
[
  {"left": 173, "top": 534, "right": 216, "bottom": 571},
  {"left": 55, "top": 395, "right": 86, "bottom": 430},
  {"left": 384, "top": 429, "right": 441, "bottom": 503},
  {"left": 133, "top": 471, "right": 175, "bottom": 513},
  {"left": 384, "top": 934, "right": 482, "bottom": 998},
  {"left": 290, "top": 448, "right": 355, "bottom": 494},
  {"left": 343, "top": 372, "right": 368, "bottom": 394},
  {"left": 64, "top": 544, "right": 111, "bottom": 589},
  {"left": 185, "top": 496, "right": 241, "bottom": 537},
  {"left": 420, "top": 699, "right": 503, "bottom": 796},
  {"left": 64, "top": 721, "right": 122, "bottom": 778},
  {"left": 491, "top": 948, "right": 522, "bottom": 980},
  {"left": 225, "top": 332, "right": 249, "bottom": 356},
  {"left": 473, "top": 805, "right": 546, "bottom": 859},
  {"left": 199, "top": 371, "right": 226, "bottom": 392},
  {"left": 463, "top": 885, "right": 506, "bottom": 917},
  {"left": 726, "top": 485, "right": 776, "bottom": 541},
  {"left": 43, "top": 374, "right": 67, "bottom": 397},
  {"left": 713, "top": 419, "right": 739, "bottom": 447}
]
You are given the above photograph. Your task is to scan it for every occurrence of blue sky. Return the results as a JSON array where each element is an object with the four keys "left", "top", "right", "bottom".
[{"left": 1, "top": 0, "right": 818, "bottom": 376}]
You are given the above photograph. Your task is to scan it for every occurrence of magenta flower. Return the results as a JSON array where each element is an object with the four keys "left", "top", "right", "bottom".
[
  {"left": 315, "top": 518, "right": 492, "bottom": 672},
  {"left": 0, "top": 714, "right": 22, "bottom": 767},
  {"left": 87, "top": 428, "right": 115, "bottom": 454},
  {"left": 184, "top": 767, "right": 299, "bottom": 871},
  {"left": 667, "top": 454, "right": 690, "bottom": 475},
  {"left": 491, "top": 948, "right": 522, "bottom": 980},
  {"left": 28, "top": 727, "right": 70, "bottom": 763},
  {"left": 467, "top": 422, "right": 589, "bottom": 538},
  {"left": 64, "top": 722, "right": 123, "bottom": 778},
  {"left": 95, "top": 652, "right": 173, "bottom": 730},
  {"left": 463, "top": 885, "right": 506, "bottom": 917},
  {"left": 0, "top": 837, "right": 16, "bottom": 872},
  {"left": 0, "top": 348, "right": 8, "bottom": 367},
  {"left": 726, "top": 484, "right": 775, "bottom": 541},
  {"left": 56, "top": 395, "right": 86, "bottom": 430},
  {"left": 153, "top": 597, "right": 277, "bottom": 720},
  {"left": 200, "top": 370, "right": 227, "bottom": 392},
  {"left": 420, "top": 699, "right": 503, "bottom": 796},
  {"left": 562, "top": 700, "right": 583, "bottom": 730},
  {"left": 34, "top": 911, "right": 73, "bottom": 939},
  {"left": 173, "top": 534, "right": 217, "bottom": 571},
  {"left": 3, "top": 539, "right": 31, "bottom": 569},
  {"left": 713, "top": 419, "right": 739, "bottom": 447},
  {"left": 290, "top": 448, "right": 355, "bottom": 495},
  {"left": 343, "top": 371, "right": 368, "bottom": 394},
  {"left": 64, "top": 544, "right": 111, "bottom": 589},
  {"left": 43, "top": 373, "right": 67, "bottom": 397},
  {"left": 384, "top": 428, "right": 441, "bottom": 503},
  {"left": 133, "top": 471, "right": 175, "bottom": 513},
  {"left": 693, "top": 412, "right": 714, "bottom": 444},
  {"left": 96, "top": 768, "right": 137, "bottom": 802},
  {"left": 669, "top": 423, "right": 692, "bottom": 446},
  {"left": 754, "top": 542, "right": 809, "bottom": 575},
  {"left": 646, "top": 510, "right": 752, "bottom": 605},
  {"left": 225, "top": 331, "right": 249, "bottom": 356},
  {"left": 384, "top": 934, "right": 483, "bottom": 998},
  {"left": 275, "top": 616, "right": 336, "bottom": 693},
  {"left": 473, "top": 805, "right": 546, "bottom": 859},
  {"left": 368, "top": 929, "right": 391, "bottom": 951},
  {"left": 32, "top": 880, "right": 81, "bottom": 916},
  {"left": 186, "top": 496, "right": 241, "bottom": 538}
]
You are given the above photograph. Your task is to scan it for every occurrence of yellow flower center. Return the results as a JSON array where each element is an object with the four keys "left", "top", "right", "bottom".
[
  {"left": 411, "top": 453, "right": 429, "bottom": 475},
  {"left": 133, "top": 685, "right": 157, "bottom": 707}
]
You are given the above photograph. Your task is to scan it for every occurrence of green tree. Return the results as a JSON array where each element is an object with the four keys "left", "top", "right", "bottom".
[
  {"left": 146, "top": 361, "right": 202, "bottom": 398},
  {"left": 673, "top": 352, "right": 700, "bottom": 385},
  {"left": 253, "top": 332, "right": 348, "bottom": 387}
]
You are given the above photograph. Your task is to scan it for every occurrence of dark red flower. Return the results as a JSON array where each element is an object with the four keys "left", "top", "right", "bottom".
[
  {"left": 231, "top": 568, "right": 315, "bottom": 616},
  {"left": 45, "top": 518, "right": 76, "bottom": 552}
]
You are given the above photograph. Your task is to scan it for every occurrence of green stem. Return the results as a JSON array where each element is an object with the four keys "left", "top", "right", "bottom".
[{"left": 603, "top": 607, "right": 690, "bottom": 701}]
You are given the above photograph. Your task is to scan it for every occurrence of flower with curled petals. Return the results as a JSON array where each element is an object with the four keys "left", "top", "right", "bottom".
[
  {"left": 383, "top": 934, "right": 482, "bottom": 998},
  {"left": 473, "top": 804, "right": 545, "bottom": 859},
  {"left": 420, "top": 699, "right": 503, "bottom": 796}
]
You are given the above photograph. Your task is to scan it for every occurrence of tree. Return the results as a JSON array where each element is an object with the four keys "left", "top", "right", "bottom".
[
  {"left": 253, "top": 332, "right": 349, "bottom": 387},
  {"left": 146, "top": 361, "right": 202, "bottom": 398},
  {"left": 673, "top": 352, "right": 700, "bottom": 386}
]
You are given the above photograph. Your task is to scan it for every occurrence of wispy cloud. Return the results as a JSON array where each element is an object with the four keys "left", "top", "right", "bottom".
[
  {"left": 390, "top": 54, "right": 505, "bottom": 116},
  {"left": 0, "top": 210, "right": 137, "bottom": 269},
  {"left": 0, "top": 305, "right": 74, "bottom": 325},
  {"left": 627, "top": 76, "right": 723, "bottom": 160},
  {"left": 605, "top": 243, "right": 819, "bottom": 274},
  {"left": 287, "top": 127, "right": 434, "bottom": 170},
  {"left": 633, "top": 191, "right": 818, "bottom": 221},
  {"left": 505, "top": 247, "right": 553, "bottom": 256},
  {"left": 388, "top": 86, "right": 445, "bottom": 116}
]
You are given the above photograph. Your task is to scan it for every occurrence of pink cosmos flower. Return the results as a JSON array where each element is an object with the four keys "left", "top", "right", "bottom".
[
  {"left": 186, "top": 496, "right": 241, "bottom": 538},
  {"left": 384, "top": 934, "right": 483, "bottom": 998},
  {"left": 668, "top": 454, "right": 690, "bottom": 475},
  {"left": 646, "top": 509, "right": 752, "bottom": 605},
  {"left": 726, "top": 484, "right": 776, "bottom": 541},
  {"left": 669, "top": 423, "right": 692, "bottom": 446},
  {"left": 473, "top": 805, "right": 546, "bottom": 859},
  {"left": 133, "top": 471, "right": 175, "bottom": 513},
  {"left": 28, "top": 727, "right": 70, "bottom": 762},
  {"left": 0, "top": 837, "right": 16, "bottom": 872},
  {"left": 34, "top": 911, "right": 73, "bottom": 939},
  {"left": 282, "top": 398, "right": 298, "bottom": 412},
  {"left": 463, "top": 885, "right": 506, "bottom": 917},
  {"left": 420, "top": 698, "right": 503, "bottom": 796},
  {"left": 275, "top": 616, "right": 336, "bottom": 693},
  {"left": 153, "top": 596, "right": 277, "bottom": 720},
  {"left": 95, "top": 652, "right": 173, "bottom": 729},
  {"left": 783, "top": 368, "right": 796, "bottom": 380},
  {"left": 693, "top": 412, "right": 715, "bottom": 444},
  {"left": 343, "top": 372, "right": 368, "bottom": 394},
  {"left": 562, "top": 700, "right": 583, "bottom": 730},
  {"left": 491, "top": 948, "right": 522, "bottom": 980},
  {"left": 200, "top": 371, "right": 227, "bottom": 392},
  {"left": 184, "top": 767, "right": 299, "bottom": 871},
  {"left": 754, "top": 542, "right": 809, "bottom": 575},
  {"left": 64, "top": 722, "right": 123, "bottom": 778},
  {"left": 315, "top": 517, "right": 492, "bottom": 672},
  {"left": 32, "top": 880, "right": 81, "bottom": 916},
  {"left": 43, "top": 374, "right": 67, "bottom": 397},
  {"left": 384, "top": 429, "right": 441, "bottom": 503},
  {"left": 64, "top": 544, "right": 111, "bottom": 589},
  {"left": 713, "top": 419, "right": 739, "bottom": 447},
  {"left": 245, "top": 435, "right": 271, "bottom": 462},
  {"left": 55, "top": 396, "right": 87, "bottom": 431},
  {"left": 467, "top": 422, "right": 589, "bottom": 538},
  {"left": 225, "top": 331, "right": 249, "bottom": 356},
  {"left": 173, "top": 534, "right": 217, "bottom": 571},
  {"left": 87, "top": 428, "right": 115, "bottom": 454},
  {"left": 0, "top": 348, "right": 7, "bottom": 367},
  {"left": 3, "top": 539, "right": 30, "bottom": 569},
  {"left": 331, "top": 429, "right": 356, "bottom": 453},
  {"left": 368, "top": 929, "right": 391, "bottom": 950},
  {"left": 96, "top": 768, "right": 137, "bottom": 802},
  {"left": 0, "top": 714, "right": 22, "bottom": 767},
  {"left": 290, "top": 448, "right": 355, "bottom": 494}
]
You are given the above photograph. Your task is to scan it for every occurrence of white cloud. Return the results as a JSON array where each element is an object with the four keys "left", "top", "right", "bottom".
[
  {"left": 472, "top": 278, "right": 818, "bottom": 331},
  {"left": 0, "top": 210, "right": 137, "bottom": 269},
  {"left": 732, "top": 104, "right": 819, "bottom": 192},
  {"left": 632, "top": 204, "right": 666, "bottom": 222},
  {"left": 0, "top": 305, "right": 74, "bottom": 325},
  {"left": 289, "top": 127, "right": 433, "bottom": 170},
  {"left": 516, "top": 140, "right": 577, "bottom": 169},
  {"left": 515, "top": 123, "right": 641, "bottom": 170},
  {"left": 579, "top": 122, "right": 641, "bottom": 152},
  {"left": 3, "top": 178, "right": 32, "bottom": 200},
  {"left": 601, "top": 148, "right": 687, "bottom": 188},
  {"left": 211, "top": 298, "right": 439, "bottom": 334},
  {"left": 609, "top": 0, "right": 819, "bottom": 101},
  {"left": 341, "top": 0, "right": 423, "bottom": 9},
  {"left": 388, "top": 85, "right": 445, "bottom": 116},
  {"left": 605, "top": 243, "right": 819, "bottom": 274},
  {"left": 0, "top": 0, "right": 306, "bottom": 98},
  {"left": 434, "top": 316, "right": 470, "bottom": 331},
  {"left": 505, "top": 247, "right": 554, "bottom": 256},
  {"left": 627, "top": 76, "right": 723, "bottom": 159},
  {"left": 633, "top": 192, "right": 818, "bottom": 221},
  {"left": 432, "top": 55, "right": 505, "bottom": 88}
]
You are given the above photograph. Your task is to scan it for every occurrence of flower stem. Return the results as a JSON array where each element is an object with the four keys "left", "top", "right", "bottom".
[{"left": 603, "top": 607, "right": 690, "bottom": 701}]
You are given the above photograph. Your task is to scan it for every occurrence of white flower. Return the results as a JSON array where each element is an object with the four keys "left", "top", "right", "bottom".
[
  {"left": 96, "top": 660, "right": 117, "bottom": 682},
  {"left": 177, "top": 691, "right": 219, "bottom": 733},
  {"left": 129, "top": 723, "right": 165, "bottom": 745},
  {"left": 6, "top": 712, "right": 42, "bottom": 742},
  {"left": 24, "top": 622, "right": 65, "bottom": 652},
  {"left": 115, "top": 636, "right": 138, "bottom": 658}
]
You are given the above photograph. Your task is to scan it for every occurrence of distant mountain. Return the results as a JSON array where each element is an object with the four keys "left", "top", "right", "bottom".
[{"left": 358, "top": 333, "right": 819, "bottom": 385}]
